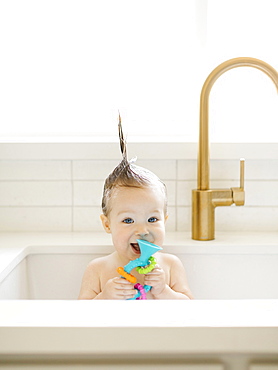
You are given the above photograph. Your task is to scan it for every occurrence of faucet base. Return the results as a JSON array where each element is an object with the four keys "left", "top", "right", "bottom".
[
  {"left": 192, "top": 189, "right": 233, "bottom": 241},
  {"left": 192, "top": 190, "right": 215, "bottom": 241}
]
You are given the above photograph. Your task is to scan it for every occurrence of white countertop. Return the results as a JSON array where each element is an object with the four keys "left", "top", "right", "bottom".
[
  {"left": 0, "top": 300, "right": 278, "bottom": 358},
  {"left": 0, "top": 299, "right": 278, "bottom": 328},
  {"left": 1, "top": 230, "right": 278, "bottom": 248}
]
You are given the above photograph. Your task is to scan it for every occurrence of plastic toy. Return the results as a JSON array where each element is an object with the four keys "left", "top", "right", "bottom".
[
  {"left": 134, "top": 283, "right": 146, "bottom": 300},
  {"left": 117, "top": 239, "right": 162, "bottom": 300},
  {"left": 136, "top": 256, "right": 156, "bottom": 274}
]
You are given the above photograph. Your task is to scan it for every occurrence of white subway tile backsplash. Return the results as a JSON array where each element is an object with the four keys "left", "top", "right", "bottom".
[
  {"left": 0, "top": 150, "right": 277, "bottom": 232},
  {"left": 177, "top": 181, "right": 195, "bottom": 206},
  {"left": 182, "top": 159, "right": 278, "bottom": 182},
  {"left": 73, "top": 181, "right": 103, "bottom": 206},
  {"left": 164, "top": 180, "right": 176, "bottom": 207},
  {"left": 73, "top": 160, "right": 118, "bottom": 180},
  {"left": 0, "top": 207, "right": 72, "bottom": 231},
  {"left": 0, "top": 182, "right": 72, "bottom": 206},
  {"left": 245, "top": 160, "right": 278, "bottom": 180},
  {"left": 0, "top": 161, "right": 71, "bottom": 180},
  {"left": 210, "top": 159, "right": 278, "bottom": 181},
  {"left": 210, "top": 160, "right": 241, "bottom": 181},
  {"left": 215, "top": 206, "right": 278, "bottom": 232},
  {"left": 176, "top": 207, "right": 191, "bottom": 232},
  {"left": 245, "top": 181, "right": 278, "bottom": 206},
  {"left": 177, "top": 160, "right": 197, "bottom": 180},
  {"left": 73, "top": 207, "right": 103, "bottom": 232}
]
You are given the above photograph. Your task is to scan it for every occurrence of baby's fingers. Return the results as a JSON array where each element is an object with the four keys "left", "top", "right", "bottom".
[
  {"left": 146, "top": 265, "right": 163, "bottom": 276},
  {"left": 118, "top": 286, "right": 137, "bottom": 299},
  {"left": 113, "top": 278, "right": 137, "bottom": 298},
  {"left": 123, "top": 289, "right": 137, "bottom": 299},
  {"left": 113, "top": 277, "right": 131, "bottom": 284}
]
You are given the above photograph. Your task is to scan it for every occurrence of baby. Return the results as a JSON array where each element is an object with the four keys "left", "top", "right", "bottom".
[{"left": 78, "top": 122, "right": 193, "bottom": 300}]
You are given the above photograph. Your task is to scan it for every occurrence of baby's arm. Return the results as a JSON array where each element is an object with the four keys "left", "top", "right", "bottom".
[
  {"left": 78, "top": 259, "right": 136, "bottom": 300},
  {"left": 144, "top": 254, "right": 193, "bottom": 300},
  {"left": 78, "top": 259, "right": 100, "bottom": 299}
]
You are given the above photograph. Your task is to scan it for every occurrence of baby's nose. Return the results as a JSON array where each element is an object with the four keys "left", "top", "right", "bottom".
[{"left": 135, "top": 224, "right": 149, "bottom": 237}]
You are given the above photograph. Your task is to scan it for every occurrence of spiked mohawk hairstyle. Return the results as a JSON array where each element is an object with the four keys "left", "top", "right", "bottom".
[{"left": 101, "top": 115, "right": 167, "bottom": 216}]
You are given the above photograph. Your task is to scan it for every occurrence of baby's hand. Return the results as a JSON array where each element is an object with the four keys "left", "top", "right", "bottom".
[
  {"left": 144, "top": 264, "right": 166, "bottom": 296},
  {"left": 101, "top": 277, "right": 137, "bottom": 300}
]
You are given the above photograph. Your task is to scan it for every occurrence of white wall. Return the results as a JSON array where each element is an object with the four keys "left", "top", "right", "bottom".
[{"left": 1, "top": 1, "right": 277, "bottom": 143}]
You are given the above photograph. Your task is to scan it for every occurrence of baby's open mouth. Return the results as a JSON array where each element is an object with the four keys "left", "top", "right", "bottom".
[{"left": 130, "top": 243, "right": 141, "bottom": 254}]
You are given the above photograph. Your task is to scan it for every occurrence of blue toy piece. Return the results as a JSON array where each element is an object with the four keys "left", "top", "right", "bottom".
[
  {"left": 124, "top": 239, "right": 162, "bottom": 274},
  {"left": 125, "top": 239, "right": 162, "bottom": 300}
]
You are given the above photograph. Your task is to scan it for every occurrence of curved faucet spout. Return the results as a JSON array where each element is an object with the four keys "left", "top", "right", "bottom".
[
  {"left": 193, "top": 57, "right": 278, "bottom": 241},
  {"left": 199, "top": 57, "right": 278, "bottom": 191}
]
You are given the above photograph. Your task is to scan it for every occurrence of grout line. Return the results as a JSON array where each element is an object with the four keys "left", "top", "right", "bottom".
[
  {"left": 175, "top": 160, "right": 178, "bottom": 232},
  {"left": 71, "top": 160, "right": 74, "bottom": 232}
]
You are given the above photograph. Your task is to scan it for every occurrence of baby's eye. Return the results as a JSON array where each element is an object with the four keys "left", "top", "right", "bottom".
[
  {"left": 148, "top": 217, "right": 158, "bottom": 223},
  {"left": 123, "top": 218, "right": 134, "bottom": 224}
]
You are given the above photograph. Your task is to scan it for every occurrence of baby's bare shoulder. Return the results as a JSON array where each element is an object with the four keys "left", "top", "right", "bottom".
[
  {"left": 156, "top": 252, "right": 181, "bottom": 265},
  {"left": 86, "top": 253, "right": 116, "bottom": 271},
  {"left": 80, "top": 253, "right": 116, "bottom": 288}
]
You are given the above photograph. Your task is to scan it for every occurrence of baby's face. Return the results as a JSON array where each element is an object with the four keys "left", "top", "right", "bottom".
[{"left": 101, "top": 185, "right": 167, "bottom": 263}]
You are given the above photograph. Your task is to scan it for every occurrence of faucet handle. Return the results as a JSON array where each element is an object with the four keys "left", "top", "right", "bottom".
[
  {"left": 239, "top": 158, "right": 245, "bottom": 190},
  {"left": 231, "top": 158, "right": 245, "bottom": 206}
]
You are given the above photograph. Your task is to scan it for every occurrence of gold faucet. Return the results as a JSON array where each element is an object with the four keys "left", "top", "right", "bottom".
[{"left": 192, "top": 57, "right": 278, "bottom": 241}]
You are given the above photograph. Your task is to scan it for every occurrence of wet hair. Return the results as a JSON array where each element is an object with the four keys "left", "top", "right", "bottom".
[{"left": 101, "top": 117, "right": 167, "bottom": 217}]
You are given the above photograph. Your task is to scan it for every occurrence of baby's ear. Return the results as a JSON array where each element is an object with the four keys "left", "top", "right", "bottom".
[{"left": 100, "top": 214, "right": 111, "bottom": 233}]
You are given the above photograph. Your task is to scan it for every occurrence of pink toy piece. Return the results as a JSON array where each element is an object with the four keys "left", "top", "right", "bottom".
[{"left": 134, "top": 283, "right": 146, "bottom": 300}]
